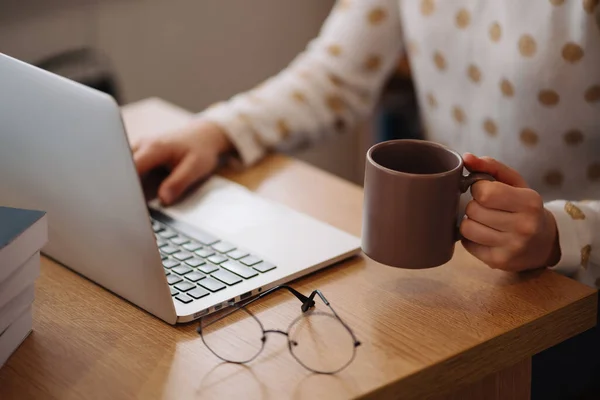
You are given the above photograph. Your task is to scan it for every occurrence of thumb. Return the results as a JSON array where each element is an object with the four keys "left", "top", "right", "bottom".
[
  {"left": 463, "top": 153, "right": 529, "bottom": 188},
  {"left": 158, "top": 155, "right": 206, "bottom": 205}
]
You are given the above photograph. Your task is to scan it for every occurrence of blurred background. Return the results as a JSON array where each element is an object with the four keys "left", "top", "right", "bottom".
[{"left": 0, "top": 0, "right": 421, "bottom": 184}]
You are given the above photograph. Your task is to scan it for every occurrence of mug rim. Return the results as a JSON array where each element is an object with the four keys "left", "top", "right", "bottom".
[{"left": 366, "top": 139, "right": 463, "bottom": 178}]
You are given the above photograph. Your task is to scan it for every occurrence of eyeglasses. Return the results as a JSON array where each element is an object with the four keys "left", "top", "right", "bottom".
[{"left": 196, "top": 285, "right": 361, "bottom": 374}]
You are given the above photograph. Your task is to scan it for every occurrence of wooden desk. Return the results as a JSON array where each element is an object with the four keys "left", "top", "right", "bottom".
[{"left": 0, "top": 98, "right": 597, "bottom": 400}]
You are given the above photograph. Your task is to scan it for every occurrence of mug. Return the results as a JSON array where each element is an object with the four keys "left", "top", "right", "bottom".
[{"left": 361, "top": 139, "right": 493, "bottom": 269}]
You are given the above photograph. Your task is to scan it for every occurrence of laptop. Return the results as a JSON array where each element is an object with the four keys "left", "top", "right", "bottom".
[{"left": 0, "top": 53, "right": 361, "bottom": 324}]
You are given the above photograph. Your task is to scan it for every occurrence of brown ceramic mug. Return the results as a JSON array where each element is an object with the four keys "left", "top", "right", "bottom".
[{"left": 361, "top": 139, "right": 494, "bottom": 269}]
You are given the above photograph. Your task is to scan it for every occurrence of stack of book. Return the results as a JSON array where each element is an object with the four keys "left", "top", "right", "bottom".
[{"left": 0, "top": 206, "right": 47, "bottom": 368}]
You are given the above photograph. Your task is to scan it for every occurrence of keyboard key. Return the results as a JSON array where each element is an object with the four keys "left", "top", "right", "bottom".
[
  {"left": 158, "top": 229, "right": 178, "bottom": 239},
  {"left": 161, "top": 246, "right": 179, "bottom": 255},
  {"left": 198, "top": 263, "right": 219, "bottom": 274},
  {"left": 170, "top": 287, "right": 179, "bottom": 296},
  {"left": 173, "top": 251, "right": 193, "bottom": 261},
  {"left": 161, "top": 254, "right": 168, "bottom": 260},
  {"left": 212, "top": 269, "right": 243, "bottom": 285},
  {"left": 253, "top": 262, "right": 277, "bottom": 273},
  {"left": 195, "top": 232, "right": 219, "bottom": 246},
  {"left": 185, "top": 257, "right": 205, "bottom": 267},
  {"left": 227, "top": 249, "right": 248, "bottom": 260},
  {"left": 186, "top": 271, "right": 206, "bottom": 282},
  {"left": 212, "top": 242, "right": 236, "bottom": 253},
  {"left": 240, "top": 255, "right": 262, "bottom": 266},
  {"left": 195, "top": 248, "right": 215, "bottom": 258},
  {"left": 175, "top": 294, "right": 193, "bottom": 304},
  {"left": 175, "top": 281, "right": 196, "bottom": 292},
  {"left": 172, "top": 265, "right": 193, "bottom": 276},
  {"left": 156, "top": 239, "right": 168, "bottom": 248},
  {"left": 163, "top": 259, "right": 180, "bottom": 269},
  {"left": 221, "top": 260, "right": 258, "bottom": 279},
  {"left": 188, "top": 287, "right": 210, "bottom": 299},
  {"left": 199, "top": 277, "right": 226, "bottom": 292},
  {"left": 183, "top": 242, "right": 202, "bottom": 252},
  {"left": 164, "top": 269, "right": 169, "bottom": 275},
  {"left": 167, "top": 274, "right": 183, "bottom": 285},
  {"left": 207, "top": 254, "right": 228, "bottom": 264},
  {"left": 171, "top": 236, "right": 190, "bottom": 246},
  {"left": 152, "top": 221, "right": 163, "bottom": 232}
]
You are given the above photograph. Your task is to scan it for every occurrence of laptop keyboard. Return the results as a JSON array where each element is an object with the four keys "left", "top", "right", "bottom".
[{"left": 149, "top": 209, "right": 277, "bottom": 306}]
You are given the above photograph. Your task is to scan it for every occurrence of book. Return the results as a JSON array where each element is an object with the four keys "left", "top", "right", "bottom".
[
  {"left": 0, "top": 206, "right": 47, "bottom": 283},
  {"left": 0, "top": 306, "right": 33, "bottom": 367},
  {"left": 0, "top": 251, "right": 39, "bottom": 312},
  {"left": 0, "top": 285, "right": 34, "bottom": 335}
]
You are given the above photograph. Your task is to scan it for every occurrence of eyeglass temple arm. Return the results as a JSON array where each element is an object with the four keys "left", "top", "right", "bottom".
[
  {"left": 304, "top": 290, "right": 361, "bottom": 347},
  {"left": 253, "top": 285, "right": 314, "bottom": 307}
]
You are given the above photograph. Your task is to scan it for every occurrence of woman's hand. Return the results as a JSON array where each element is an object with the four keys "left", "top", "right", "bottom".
[
  {"left": 460, "top": 153, "right": 561, "bottom": 272},
  {"left": 131, "top": 120, "right": 232, "bottom": 205}
]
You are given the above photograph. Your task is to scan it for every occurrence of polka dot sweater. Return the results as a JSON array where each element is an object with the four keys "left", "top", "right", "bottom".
[{"left": 199, "top": 0, "right": 600, "bottom": 288}]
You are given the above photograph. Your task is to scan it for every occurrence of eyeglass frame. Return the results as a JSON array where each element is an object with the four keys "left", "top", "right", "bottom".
[{"left": 196, "top": 284, "right": 361, "bottom": 374}]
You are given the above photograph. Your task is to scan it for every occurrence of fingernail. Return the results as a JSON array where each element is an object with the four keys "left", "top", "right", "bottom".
[{"left": 161, "top": 190, "right": 173, "bottom": 205}]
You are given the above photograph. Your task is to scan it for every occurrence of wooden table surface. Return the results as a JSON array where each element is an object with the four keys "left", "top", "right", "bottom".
[{"left": 0, "top": 98, "right": 597, "bottom": 400}]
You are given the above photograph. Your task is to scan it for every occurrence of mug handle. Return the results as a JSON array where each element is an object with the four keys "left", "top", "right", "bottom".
[{"left": 455, "top": 172, "right": 495, "bottom": 242}]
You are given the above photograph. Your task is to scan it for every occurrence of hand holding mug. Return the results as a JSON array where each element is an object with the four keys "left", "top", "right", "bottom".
[{"left": 459, "top": 153, "right": 560, "bottom": 272}]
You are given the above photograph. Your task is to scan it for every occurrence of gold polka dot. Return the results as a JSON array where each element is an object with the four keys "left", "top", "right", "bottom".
[
  {"left": 408, "top": 40, "right": 419, "bottom": 57},
  {"left": 518, "top": 35, "right": 537, "bottom": 58},
  {"left": 520, "top": 128, "right": 539, "bottom": 147},
  {"left": 562, "top": 42, "right": 585, "bottom": 63},
  {"left": 364, "top": 55, "right": 382, "bottom": 72},
  {"left": 456, "top": 9, "right": 471, "bottom": 29},
  {"left": 544, "top": 170, "right": 564, "bottom": 187},
  {"left": 483, "top": 119, "right": 497, "bottom": 136},
  {"left": 584, "top": 85, "right": 600, "bottom": 103},
  {"left": 452, "top": 106, "right": 466, "bottom": 124},
  {"left": 467, "top": 64, "right": 481, "bottom": 83},
  {"left": 326, "top": 94, "right": 345, "bottom": 113},
  {"left": 433, "top": 51, "right": 446, "bottom": 70},
  {"left": 500, "top": 79, "right": 515, "bottom": 97},
  {"left": 550, "top": 0, "right": 565, "bottom": 4},
  {"left": 489, "top": 22, "right": 502, "bottom": 42},
  {"left": 298, "top": 71, "right": 311, "bottom": 80},
  {"left": 588, "top": 163, "right": 600, "bottom": 181},
  {"left": 564, "top": 129, "right": 584, "bottom": 145},
  {"left": 368, "top": 7, "right": 387, "bottom": 25},
  {"left": 327, "top": 44, "right": 342, "bottom": 57},
  {"left": 581, "top": 245, "right": 591, "bottom": 268},
  {"left": 538, "top": 90, "right": 560, "bottom": 106},
  {"left": 427, "top": 93, "right": 437, "bottom": 108},
  {"left": 583, "top": 0, "right": 599, "bottom": 13},
  {"left": 328, "top": 73, "right": 344, "bottom": 87},
  {"left": 336, "top": 0, "right": 351, "bottom": 10},
  {"left": 421, "top": 0, "right": 435, "bottom": 16},
  {"left": 277, "top": 119, "right": 291, "bottom": 139},
  {"left": 565, "top": 202, "right": 586, "bottom": 220},
  {"left": 237, "top": 113, "right": 252, "bottom": 124},
  {"left": 292, "top": 91, "right": 307, "bottom": 104}
]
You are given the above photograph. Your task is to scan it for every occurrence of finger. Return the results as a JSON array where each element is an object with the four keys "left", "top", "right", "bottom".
[
  {"left": 461, "top": 239, "right": 495, "bottom": 267},
  {"left": 134, "top": 143, "right": 173, "bottom": 176},
  {"left": 470, "top": 181, "right": 536, "bottom": 212},
  {"left": 464, "top": 199, "right": 517, "bottom": 232},
  {"left": 158, "top": 155, "right": 205, "bottom": 205},
  {"left": 459, "top": 218, "right": 506, "bottom": 246},
  {"left": 463, "top": 153, "right": 528, "bottom": 188}
]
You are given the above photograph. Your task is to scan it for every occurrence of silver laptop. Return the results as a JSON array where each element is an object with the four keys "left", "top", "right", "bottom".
[{"left": 0, "top": 53, "right": 361, "bottom": 324}]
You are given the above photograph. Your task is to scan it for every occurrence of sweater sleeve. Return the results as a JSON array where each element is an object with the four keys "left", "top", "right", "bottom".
[
  {"left": 197, "top": 0, "right": 404, "bottom": 167},
  {"left": 545, "top": 200, "right": 600, "bottom": 276}
]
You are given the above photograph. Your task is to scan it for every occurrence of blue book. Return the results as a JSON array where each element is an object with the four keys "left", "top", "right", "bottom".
[{"left": 0, "top": 206, "right": 47, "bottom": 283}]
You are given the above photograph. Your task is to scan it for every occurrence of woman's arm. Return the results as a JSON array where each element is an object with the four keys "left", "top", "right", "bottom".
[
  {"left": 545, "top": 200, "right": 600, "bottom": 276},
  {"left": 198, "top": 0, "right": 404, "bottom": 166}
]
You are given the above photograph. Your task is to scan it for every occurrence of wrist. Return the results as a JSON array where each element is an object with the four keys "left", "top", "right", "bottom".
[
  {"left": 543, "top": 208, "right": 561, "bottom": 267},
  {"left": 194, "top": 120, "right": 234, "bottom": 155}
]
